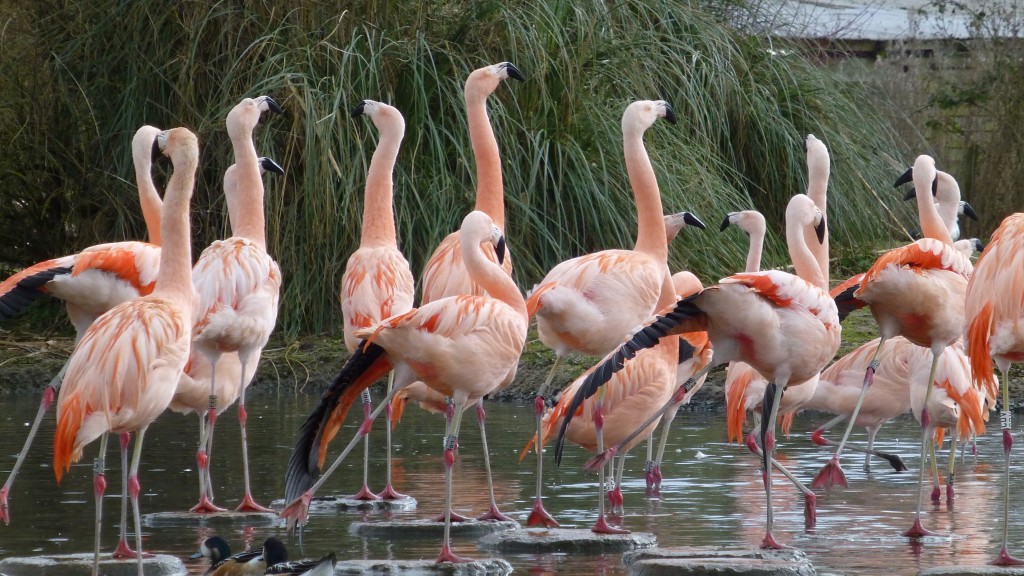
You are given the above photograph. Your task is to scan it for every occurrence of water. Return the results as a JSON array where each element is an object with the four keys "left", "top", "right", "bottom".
[{"left": 1, "top": 393, "right": 1022, "bottom": 574}]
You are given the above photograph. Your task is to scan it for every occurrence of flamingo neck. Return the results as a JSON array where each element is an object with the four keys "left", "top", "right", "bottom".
[
  {"left": 135, "top": 153, "right": 162, "bottom": 246},
  {"left": 463, "top": 239, "right": 524, "bottom": 317},
  {"left": 916, "top": 170, "right": 953, "bottom": 246},
  {"left": 624, "top": 129, "right": 667, "bottom": 260},
  {"left": 154, "top": 147, "right": 196, "bottom": 303},
  {"left": 226, "top": 131, "right": 267, "bottom": 250},
  {"left": 805, "top": 143, "right": 830, "bottom": 286},
  {"left": 786, "top": 212, "right": 826, "bottom": 291},
  {"left": 933, "top": 173, "right": 961, "bottom": 237},
  {"left": 746, "top": 230, "right": 764, "bottom": 274},
  {"left": 466, "top": 90, "right": 505, "bottom": 231},
  {"left": 361, "top": 121, "right": 403, "bottom": 247}
]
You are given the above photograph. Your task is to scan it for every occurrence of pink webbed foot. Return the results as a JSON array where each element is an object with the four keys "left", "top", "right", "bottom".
[
  {"left": 190, "top": 496, "right": 227, "bottom": 514},
  {"left": 432, "top": 509, "right": 471, "bottom": 523},
  {"left": 745, "top": 432, "right": 760, "bottom": 454},
  {"left": 377, "top": 483, "right": 408, "bottom": 501},
  {"left": 930, "top": 486, "right": 941, "bottom": 503},
  {"left": 645, "top": 468, "right": 655, "bottom": 492},
  {"left": 526, "top": 497, "right": 559, "bottom": 527},
  {"left": 761, "top": 532, "right": 789, "bottom": 549},
  {"left": 584, "top": 448, "right": 616, "bottom": 473},
  {"left": 946, "top": 483, "right": 955, "bottom": 504},
  {"left": 902, "top": 518, "right": 937, "bottom": 538},
  {"left": 350, "top": 483, "right": 380, "bottom": 501},
  {"left": 804, "top": 492, "right": 817, "bottom": 529},
  {"left": 477, "top": 504, "right": 513, "bottom": 522},
  {"left": 112, "top": 539, "right": 153, "bottom": 559},
  {"left": 280, "top": 491, "right": 312, "bottom": 533},
  {"left": 608, "top": 486, "right": 624, "bottom": 512},
  {"left": 436, "top": 542, "right": 472, "bottom": 564},
  {"left": 0, "top": 486, "right": 10, "bottom": 525},
  {"left": 592, "top": 515, "right": 630, "bottom": 534},
  {"left": 992, "top": 547, "right": 1024, "bottom": 566},
  {"left": 810, "top": 428, "right": 828, "bottom": 446},
  {"left": 235, "top": 492, "right": 275, "bottom": 513},
  {"left": 811, "top": 456, "right": 848, "bottom": 490},
  {"left": 652, "top": 465, "right": 663, "bottom": 489}
]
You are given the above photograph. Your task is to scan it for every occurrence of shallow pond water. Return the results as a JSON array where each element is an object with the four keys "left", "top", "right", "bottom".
[{"left": 1, "top": 392, "right": 1023, "bottom": 574}]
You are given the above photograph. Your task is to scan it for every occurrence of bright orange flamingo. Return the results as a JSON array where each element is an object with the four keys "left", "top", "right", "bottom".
[
  {"left": 965, "top": 211, "right": 1024, "bottom": 565},
  {"left": 185, "top": 95, "right": 283, "bottom": 513},
  {"left": 340, "top": 100, "right": 415, "bottom": 501},
  {"left": 0, "top": 126, "right": 163, "bottom": 538},
  {"left": 813, "top": 155, "right": 973, "bottom": 539},
  {"left": 53, "top": 126, "right": 198, "bottom": 576},
  {"left": 283, "top": 211, "right": 527, "bottom": 564},
  {"left": 556, "top": 193, "right": 838, "bottom": 549},
  {"left": 524, "top": 99, "right": 696, "bottom": 527},
  {"left": 168, "top": 155, "right": 283, "bottom": 512}
]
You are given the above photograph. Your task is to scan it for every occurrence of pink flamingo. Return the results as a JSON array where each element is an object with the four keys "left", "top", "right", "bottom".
[
  {"left": 53, "top": 126, "right": 198, "bottom": 576},
  {"left": 0, "top": 126, "right": 163, "bottom": 547},
  {"left": 524, "top": 100, "right": 698, "bottom": 527},
  {"left": 964, "top": 211, "right": 1024, "bottom": 564},
  {"left": 813, "top": 155, "right": 973, "bottom": 539},
  {"left": 282, "top": 211, "right": 527, "bottom": 563},
  {"left": 556, "top": 193, "right": 838, "bottom": 549},
  {"left": 184, "top": 95, "right": 283, "bottom": 513},
  {"left": 340, "top": 100, "right": 415, "bottom": 501}
]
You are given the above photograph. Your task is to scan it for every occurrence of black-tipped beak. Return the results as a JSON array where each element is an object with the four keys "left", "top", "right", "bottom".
[
  {"left": 262, "top": 96, "right": 283, "bottom": 115},
  {"left": 683, "top": 212, "right": 705, "bottom": 230},
  {"left": 931, "top": 176, "right": 938, "bottom": 196},
  {"left": 503, "top": 62, "right": 525, "bottom": 82},
  {"left": 351, "top": 101, "right": 366, "bottom": 118},
  {"left": 495, "top": 235, "right": 506, "bottom": 265},
  {"left": 815, "top": 215, "right": 827, "bottom": 244},
  {"left": 663, "top": 104, "right": 677, "bottom": 125},
  {"left": 719, "top": 214, "right": 732, "bottom": 232},
  {"left": 962, "top": 201, "right": 979, "bottom": 221},
  {"left": 894, "top": 167, "right": 913, "bottom": 188},
  {"left": 903, "top": 188, "right": 917, "bottom": 201},
  {"left": 151, "top": 138, "right": 162, "bottom": 163},
  {"left": 259, "top": 157, "right": 285, "bottom": 176},
  {"left": 974, "top": 239, "right": 985, "bottom": 252}
]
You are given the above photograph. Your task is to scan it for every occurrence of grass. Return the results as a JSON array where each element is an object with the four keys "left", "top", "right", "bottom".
[{"left": 0, "top": 0, "right": 915, "bottom": 336}]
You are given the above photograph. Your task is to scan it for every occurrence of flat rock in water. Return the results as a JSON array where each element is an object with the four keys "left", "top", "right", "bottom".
[
  {"left": 270, "top": 494, "right": 417, "bottom": 511},
  {"left": 333, "top": 558, "right": 512, "bottom": 575},
  {"left": 350, "top": 519, "right": 519, "bottom": 538},
  {"left": 623, "top": 546, "right": 815, "bottom": 576},
  {"left": 477, "top": 527, "right": 656, "bottom": 554},
  {"left": 919, "top": 567, "right": 1024, "bottom": 576},
  {"left": 141, "top": 510, "right": 280, "bottom": 528},
  {"left": 0, "top": 553, "right": 185, "bottom": 576}
]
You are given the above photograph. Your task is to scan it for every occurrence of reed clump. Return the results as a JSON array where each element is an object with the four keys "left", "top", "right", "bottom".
[{"left": 0, "top": 0, "right": 909, "bottom": 335}]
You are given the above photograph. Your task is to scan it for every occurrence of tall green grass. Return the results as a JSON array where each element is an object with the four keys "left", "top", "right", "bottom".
[{"left": 0, "top": 0, "right": 911, "bottom": 335}]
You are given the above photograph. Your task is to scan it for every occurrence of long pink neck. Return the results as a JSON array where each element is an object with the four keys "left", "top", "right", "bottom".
[
  {"left": 745, "top": 229, "right": 764, "bottom": 273},
  {"left": 361, "top": 121, "right": 402, "bottom": 247},
  {"left": 463, "top": 237, "right": 524, "bottom": 317},
  {"left": 134, "top": 151, "right": 162, "bottom": 246},
  {"left": 915, "top": 168, "right": 952, "bottom": 245},
  {"left": 226, "top": 130, "right": 266, "bottom": 250},
  {"left": 933, "top": 172, "right": 961, "bottom": 235},
  {"left": 466, "top": 90, "right": 505, "bottom": 231},
  {"left": 624, "top": 128, "right": 667, "bottom": 259},
  {"left": 805, "top": 147, "right": 830, "bottom": 285},
  {"left": 154, "top": 144, "right": 196, "bottom": 302},
  {"left": 786, "top": 205, "right": 826, "bottom": 291}
]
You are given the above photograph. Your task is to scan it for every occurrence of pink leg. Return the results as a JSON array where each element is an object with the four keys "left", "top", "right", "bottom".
[
  {"left": 475, "top": 401, "right": 512, "bottom": 521},
  {"left": 591, "top": 399, "right": 628, "bottom": 534},
  {"left": 378, "top": 399, "right": 408, "bottom": 500},
  {"left": 992, "top": 409, "right": 1024, "bottom": 565},
  {"left": 236, "top": 388, "right": 275, "bottom": 512},
  {"left": 436, "top": 402, "right": 471, "bottom": 563},
  {"left": 350, "top": 389, "right": 380, "bottom": 501},
  {"left": 91, "top": 435, "right": 109, "bottom": 576},
  {"left": 527, "top": 394, "right": 559, "bottom": 527},
  {"left": 0, "top": 384, "right": 57, "bottom": 525},
  {"left": 191, "top": 408, "right": 225, "bottom": 513},
  {"left": 113, "top": 433, "right": 141, "bottom": 558}
]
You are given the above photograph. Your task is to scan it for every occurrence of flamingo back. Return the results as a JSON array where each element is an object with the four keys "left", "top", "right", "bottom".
[
  {"left": 420, "top": 231, "right": 511, "bottom": 304},
  {"left": 340, "top": 245, "right": 415, "bottom": 353}
]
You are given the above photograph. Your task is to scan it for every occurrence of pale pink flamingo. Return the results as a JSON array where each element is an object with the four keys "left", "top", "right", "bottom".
[
  {"left": 168, "top": 154, "right": 283, "bottom": 512},
  {"left": 964, "top": 211, "right": 1024, "bottom": 564},
  {"left": 184, "top": 95, "right": 283, "bottom": 513},
  {"left": 524, "top": 99, "right": 695, "bottom": 527},
  {"left": 340, "top": 100, "right": 415, "bottom": 501},
  {"left": 53, "top": 126, "right": 197, "bottom": 576},
  {"left": 283, "top": 211, "right": 528, "bottom": 563},
  {"left": 0, "top": 126, "right": 163, "bottom": 540},
  {"left": 555, "top": 193, "right": 838, "bottom": 549},
  {"left": 813, "top": 155, "right": 973, "bottom": 539},
  {"left": 899, "top": 167, "right": 978, "bottom": 241}
]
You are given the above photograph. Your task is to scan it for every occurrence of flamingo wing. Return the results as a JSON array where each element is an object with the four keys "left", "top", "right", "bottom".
[
  {"left": 420, "top": 231, "right": 511, "bottom": 303},
  {"left": 192, "top": 238, "right": 281, "bottom": 346},
  {"left": 341, "top": 246, "right": 415, "bottom": 351},
  {"left": 0, "top": 256, "right": 75, "bottom": 319}
]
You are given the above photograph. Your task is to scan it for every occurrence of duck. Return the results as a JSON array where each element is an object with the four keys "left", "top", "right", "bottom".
[
  {"left": 265, "top": 553, "right": 337, "bottom": 576},
  {"left": 191, "top": 536, "right": 288, "bottom": 575}
]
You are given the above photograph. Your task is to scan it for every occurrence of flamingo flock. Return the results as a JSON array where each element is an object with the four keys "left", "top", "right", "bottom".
[{"left": 0, "top": 59, "right": 1022, "bottom": 574}]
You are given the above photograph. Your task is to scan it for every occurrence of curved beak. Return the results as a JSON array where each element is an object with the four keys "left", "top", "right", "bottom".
[
  {"left": 495, "top": 235, "right": 506, "bottom": 266},
  {"left": 931, "top": 176, "right": 938, "bottom": 196},
  {"left": 815, "top": 215, "right": 827, "bottom": 244},
  {"left": 962, "top": 201, "right": 979, "bottom": 221},
  {"left": 502, "top": 62, "right": 525, "bottom": 82},
  {"left": 974, "top": 238, "right": 985, "bottom": 252},
  {"left": 663, "top": 103, "right": 677, "bottom": 125},
  {"left": 259, "top": 95, "right": 283, "bottom": 115},
  {"left": 903, "top": 188, "right": 917, "bottom": 201},
  {"left": 683, "top": 212, "right": 705, "bottom": 230},
  {"left": 719, "top": 214, "right": 732, "bottom": 232},
  {"left": 894, "top": 167, "right": 913, "bottom": 188},
  {"left": 350, "top": 100, "right": 367, "bottom": 118},
  {"left": 258, "top": 157, "right": 285, "bottom": 176}
]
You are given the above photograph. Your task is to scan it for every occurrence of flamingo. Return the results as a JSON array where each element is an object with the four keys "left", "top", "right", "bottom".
[
  {"left": 168, "top": 155, "right": 283, "bottom": 512},
  {"left": 812, "top": 155, "right": 973, "bottom": 539},
  {"left": 524, "top": 99, "right": 695, "bottom": 527},
  {"left": 184, "top": 95, "right": 282, "bottom": 513},
  {"left": 283, "top": 210, "right": 527, "bottom": 563},
  {"left": 555, "top": 192, "right": 838, "bottom": 549},
  {"left": 899, "top": 167, "right": 978, "bottom": 241},
  {"left": 340, "top": 100, "right": 415, "bottom": 501},
  {"left": 964, "top": 211, "right": 1024, "bottom": 565},
  {"left": 53, "top": 126, "right": 198, "bottom": 576},
  {"left": 0, "top": 126, "right": 163, "bottom": 544}
]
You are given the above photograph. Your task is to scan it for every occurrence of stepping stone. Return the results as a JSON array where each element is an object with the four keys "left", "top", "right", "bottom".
[
  {"left": 350, "top": 519, "right": 519, "bottom": 538},
  {"left": 622, "top": 546, "right": 815, "bottom": 576},
  {"left": 0, "top": 553, "right": 185, "bottom": 576},
  {"left": 478, "top": 527, "right": 656, "bottom": 554},
  {"left": 141, "top": 510, "right": 279, "bottom": 528},
  {"left": 270, "top": 494, "right": 417, "bottom": 511},
  {"left": 919, "top": 567, "right": 1024, "bottom": 576},
  {"left": 334, "top": 558, "right": 513, "bottom": 575}
]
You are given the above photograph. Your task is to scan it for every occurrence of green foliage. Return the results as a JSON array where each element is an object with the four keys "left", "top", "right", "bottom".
[{"left": 0, "top": 0, "right": 909, "bottom": 335}]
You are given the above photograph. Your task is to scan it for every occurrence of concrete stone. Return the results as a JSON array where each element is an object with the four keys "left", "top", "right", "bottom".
[
  {"left": 349, "top": 519, "right": 519, "bottom": 539},
  {"left": 477, "top": 527, "right": 656, "bottom": 554},
  {"left": 140, "top": 510, "right": 280, "bottom": 528},
  {"left": 270, "top": 494, "right": 417, "bottom": 512},
  {"left": 333, "top": 558, "right": 513, "bottom": 575},
  {"left": 623, "top": 547, "right": 815, "bottom": 576},
  {"left": 0, "top": 553, "right": 185, "bottom": 576},
  {"left": 919, "top": 566, "right": 1024, "bottom": 576}
]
